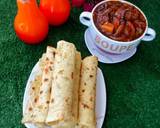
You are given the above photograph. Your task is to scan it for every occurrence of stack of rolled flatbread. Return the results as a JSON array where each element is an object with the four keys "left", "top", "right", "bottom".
[{"left": 22, "top": 40, "right": 98, "bottom": 128}]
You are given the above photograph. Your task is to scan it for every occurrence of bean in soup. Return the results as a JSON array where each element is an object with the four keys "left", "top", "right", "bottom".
[{"left": 93, "top": 1, "right": 146, "bottom": 42}]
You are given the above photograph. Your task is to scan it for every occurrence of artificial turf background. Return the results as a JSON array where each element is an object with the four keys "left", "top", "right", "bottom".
[{"left": 0, "top": 0, "right": 160, "bottom": 128}]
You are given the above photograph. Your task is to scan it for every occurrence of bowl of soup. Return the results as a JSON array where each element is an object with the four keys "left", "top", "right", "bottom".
[{"left": 80, "top": 0, "right": 156, "bottom": 54}]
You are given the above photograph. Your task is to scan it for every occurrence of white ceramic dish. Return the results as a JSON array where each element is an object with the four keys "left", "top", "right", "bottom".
[
  {"left": 23, "top": 62, "right": 107, "bottom": 128},
  {"left": 85, "top": 28, "right": 137, "bottom": 64},
  {"left": 80, "top": 0, "right": 156, "bottom": 54}
]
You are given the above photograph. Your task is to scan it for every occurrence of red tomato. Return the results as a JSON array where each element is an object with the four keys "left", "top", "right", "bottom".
[
  {"left": 14, "top": 0, "right": 48, "bottom": 44},
  {"left": 40, "top": 0, "right": 71, "bottom": 26}
]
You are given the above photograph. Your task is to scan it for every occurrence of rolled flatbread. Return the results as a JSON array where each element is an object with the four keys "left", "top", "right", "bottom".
[
  {"left": 46, "top": 41, "right": 76, "bottom": 126},
  {"left": 78, "top": 56, "right": 98, "bottom": 128},
  {"left": 72, "top": 52, "right": 81, "bottom": 124},
  {"left": 22, "top": 54, "right": 46, "bottom": 123},
  {"left": 33, "top": 46, "right": 56, "bottom": 123}
]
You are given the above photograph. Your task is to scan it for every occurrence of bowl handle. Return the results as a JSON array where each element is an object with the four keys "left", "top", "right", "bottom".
[
  {"left": 142, "top": 28, "right": 156, "bottom": 42},
  {"left": 80, "top": 12, "right": 92, "bottom": 27}
]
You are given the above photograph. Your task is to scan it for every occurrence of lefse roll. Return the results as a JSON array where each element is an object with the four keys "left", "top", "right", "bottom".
[
  {"left": 33, "top": 46, "right": 56, "bottom": 123},
  {"left": 79, "top": 56, "right": 98, "bottom": 128},
  {"left": 46, "top": 41, "right": 76, "bottom": 126}
]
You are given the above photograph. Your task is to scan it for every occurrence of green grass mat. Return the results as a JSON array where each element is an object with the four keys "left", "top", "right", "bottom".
[{"left": 0, "top": 0, "right": 160, "bottom": 127}]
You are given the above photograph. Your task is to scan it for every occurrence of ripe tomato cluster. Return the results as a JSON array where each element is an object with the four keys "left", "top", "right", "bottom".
[{"left": 14, "top": 0, "right": 71, "bottom": 44}]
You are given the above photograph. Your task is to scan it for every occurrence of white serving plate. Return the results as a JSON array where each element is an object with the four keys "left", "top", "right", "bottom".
[{"left": 23, "top": 62, "right": 107, "bottom": 128}]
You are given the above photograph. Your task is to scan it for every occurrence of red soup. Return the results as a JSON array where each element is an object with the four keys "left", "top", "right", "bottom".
[{"left": 93, "top": 1, "right": 146, "bottom": 42}]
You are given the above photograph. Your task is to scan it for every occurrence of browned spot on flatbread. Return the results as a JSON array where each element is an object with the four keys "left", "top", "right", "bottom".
[
  {"left": 82, "top": 103, "right": 90, "bottom": 109},
  {"left": 53, "top": 51, "right": 55, "bottom": 56},
  {"left": 84, "top": 82, "right": 87, "bottom": 86},
  {"left": 82, "top": 89, "right": 85, "bottom": 93},
  {"left": 65, "top": 99, "right": 68, "bottom": 102},
  {"left": 49, "top": 66, "right": 53, "bottom": 71},
  {"left": 29, "top": 107, "right": 32, "bottom": 111},
  {"left": 34, "top": 98, "right": 38, "bottom": 103},
  {"left": 46, "top": 57, "right": 49, "bottom": 61},
  {"left": 71, "top": 72, "right": 74, "bottom": 79},
  {"left": 46, "top": 101, "right": 50, "bottom": 104},
  {"left": 40, "top": 90, "right": 43, "bottom": 94},
  {"left": 44, "top": 78, "right": 48, "bottom": 82},
  {"left": 32, "top": 87, "right": 35, "bottom": 90},
  {"left": 65, "top": 97, "right": 70, "bottom": 103},
  {"left": 51, "top": 98, "right": 54, "bottom": 103},
  {"left": 91, "top": 67, "right": 94, "bottom": 71},
  {"left": 90, "top": 75, "right": 93, "bottom": 78},
  {"left": 49, "top": 87, "right": 51, "bottom": 93},
  {"left": 50, "top": 61, "right": 53, "bottom": 65},
  {"left": 90, "top": 97, "right": 93, "bottom": 102}
]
